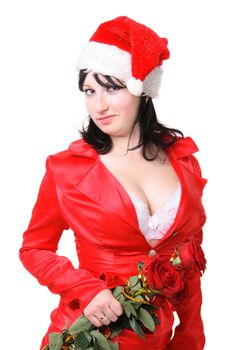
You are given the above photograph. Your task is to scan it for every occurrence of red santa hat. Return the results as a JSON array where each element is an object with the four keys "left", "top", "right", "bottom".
[{"left": 76, "top": 16, "right": 170, "bottom": 98}]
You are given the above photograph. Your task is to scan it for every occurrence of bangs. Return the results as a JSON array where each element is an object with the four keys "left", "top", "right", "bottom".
[
  {"left": 79, "top": 69, "right": 126, "bottom": 91},
  {"left": 94, "top": 73, "right": 126, "bottom": 89}
]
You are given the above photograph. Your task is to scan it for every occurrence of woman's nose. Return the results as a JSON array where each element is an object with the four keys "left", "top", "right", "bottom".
[{"left": 96, "top": 93, "right": 108, "bottom": 113}]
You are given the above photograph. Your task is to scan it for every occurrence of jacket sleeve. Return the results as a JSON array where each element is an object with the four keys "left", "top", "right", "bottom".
[
  {"left": 168, "top": 154, "right": 206, "bottom": 350},
  {"left": 19, "top": 157, "right": 107, "bottom": 311},
  {"left": 167, "top": 269, "right": 205, "bottom": 350}
]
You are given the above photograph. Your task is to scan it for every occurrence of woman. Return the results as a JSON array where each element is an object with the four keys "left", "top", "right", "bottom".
[{"left": 19, "top": 16, "right": 207, "bottom": 350}]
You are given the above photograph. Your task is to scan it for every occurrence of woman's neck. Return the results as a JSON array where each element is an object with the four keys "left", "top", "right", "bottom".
[{"left": 110, "top": 126, "right": 141, "bottom": 157}]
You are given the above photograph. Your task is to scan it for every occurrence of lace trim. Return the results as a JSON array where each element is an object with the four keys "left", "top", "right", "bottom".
[{"left": 129, "top": 182, "right": 181, "bottom": 241}]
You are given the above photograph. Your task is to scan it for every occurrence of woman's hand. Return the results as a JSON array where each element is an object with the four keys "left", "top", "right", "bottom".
[{"left": 83, "top": 289, "right": 123, "bottom": 327}]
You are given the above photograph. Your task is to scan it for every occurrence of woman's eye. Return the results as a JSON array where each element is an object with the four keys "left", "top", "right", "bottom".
[
  {"left": 107, "top": 86, "right": 120, "bottom": 92},
  {"left": 84, "top": 89, "right": 95, "bottom": 96}
]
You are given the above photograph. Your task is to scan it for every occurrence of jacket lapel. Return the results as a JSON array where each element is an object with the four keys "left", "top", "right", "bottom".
[
  {"left": 69, "top": 139, "right": 140, "bottom": 233},
  {"left": 155, "top": 136, "right": 207, "bottom": 248}
]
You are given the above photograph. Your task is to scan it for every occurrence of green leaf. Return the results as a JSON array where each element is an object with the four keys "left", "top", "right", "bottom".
[
  {"left": 117, "top": 293, "right": 125, "bottom": 303},
  {"left": 74, "top": 330, "right": 92, "bottom": 349},
  {"left": 137, "top": 307, "right": 155, "bottom": 332},
  {"left": 68, "top": 315, "right": 93, "bottom": 336},
  {"left": 133, "top": 295, "right": 144, "bottom": 302},
  {"left": 172, "top": 256, "right": 182, "bottom": 266},
  {"left": 137, "top": 262, "right": 144, "bottom": 271},
  {"left": 128, "top": 301, "right": 142, "bottom": 310},
  {"left": 93, "top": 336, "right": 100, "bottom": 350},
  {"left": 48, "top": 332, "right": 63, "bottom": 350},
  {"left": 131, "top": 280, "right": 143, "bottom": 292},
  {"left": 91, "top": 337, "right": 98, "bottom": 350},
  {"left": 109, "top": 341, "right": 119, "bottom": 350},
  {"left": 93, "top": 344, "right": 100, "bottom": 350},
  {"left": 128, "top": 276, "right": 139, "bottom": 287},
  {"left": 121, "top": 301, "right": 137, "bottom": 318},
  {"left": 129, "top": 316, "right": 145, "bottom": 339},
  {"left": 90, "top": 330, "right": 111, "bottom": 350},
  {"left": 112, "top": 286, "right": 123, "bottom": 298}
]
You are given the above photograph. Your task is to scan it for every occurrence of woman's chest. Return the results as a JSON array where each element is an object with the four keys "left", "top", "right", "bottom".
[{"left": 99, "top": 153, "right": 180, "bottom": 217}]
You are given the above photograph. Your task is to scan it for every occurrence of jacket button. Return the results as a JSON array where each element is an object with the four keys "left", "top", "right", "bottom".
[{"left": 148, "top": 249, "right": 157, "bottom": 257}]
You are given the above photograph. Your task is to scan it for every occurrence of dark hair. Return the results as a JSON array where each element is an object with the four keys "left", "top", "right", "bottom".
[{"left": 78, "top": 69, "right": 183, "bottom": 160}]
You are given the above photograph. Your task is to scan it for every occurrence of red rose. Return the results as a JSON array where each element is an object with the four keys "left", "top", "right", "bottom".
[
  {"left": 144, "top": 256, "right": 185, "bottom": 300},
  {"left": 179, "top": 237, "right": 207, "bottom": 273}
]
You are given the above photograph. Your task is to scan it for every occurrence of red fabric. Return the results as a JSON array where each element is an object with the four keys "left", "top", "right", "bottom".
[
  {"left": 167, "top": 271, "right": 205, "bottom": 350},
  {"left": 19, "top": 136, "right": 207, "bottom": 349},
  {"left": 90, "top": 16, "right": 169, "bottom": 80},
  {"left": 179, "top": 237, "right": 207, "bottom": 273}
]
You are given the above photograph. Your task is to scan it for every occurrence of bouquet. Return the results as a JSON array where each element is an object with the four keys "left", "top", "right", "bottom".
[{"left": 43, "top": 237, "right": 206, "bottom": 350}]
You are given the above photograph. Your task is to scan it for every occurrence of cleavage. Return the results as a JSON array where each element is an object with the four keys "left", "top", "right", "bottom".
[{"left": 128, "top": 183, "right": 180, "bottom": 217}]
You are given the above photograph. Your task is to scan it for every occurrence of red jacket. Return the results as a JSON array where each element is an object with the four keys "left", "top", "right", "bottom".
[{"left": 19, "top": 136, "right": 207, "bottom": 350}]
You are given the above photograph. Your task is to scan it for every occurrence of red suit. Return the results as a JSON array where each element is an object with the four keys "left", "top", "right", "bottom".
[{"left": 19, "top": 136, "right": 207, "bottom": 350}]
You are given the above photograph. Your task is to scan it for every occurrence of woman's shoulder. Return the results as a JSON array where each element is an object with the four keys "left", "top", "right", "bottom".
[
  {"left": 168, "top": 136, "right": 207, "bottom": 181},
  {"left": 45, "top": 138, "right": 98, "bottom": 182}
]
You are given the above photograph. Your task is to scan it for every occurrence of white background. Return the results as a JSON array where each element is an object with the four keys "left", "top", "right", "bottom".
[{"left": 0, "top": 0, "right": 232, "bottom": 349}]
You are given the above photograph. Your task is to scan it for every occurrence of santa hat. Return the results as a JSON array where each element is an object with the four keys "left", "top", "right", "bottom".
[{"left": 76, "top": 16, "right": 170, "bottom": 98}]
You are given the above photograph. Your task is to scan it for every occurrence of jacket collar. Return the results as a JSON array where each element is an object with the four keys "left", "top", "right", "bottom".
[
  {"left": 69, "top": 138, "right": 98, "bottom": 159},
  {"left": 166, "top": 136, "right": 199, "bottom": 159}
]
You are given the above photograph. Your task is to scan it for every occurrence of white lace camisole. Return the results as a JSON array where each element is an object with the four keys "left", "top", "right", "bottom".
[{"left": 128, "top": 182, "right": 181, "bottom": 242}]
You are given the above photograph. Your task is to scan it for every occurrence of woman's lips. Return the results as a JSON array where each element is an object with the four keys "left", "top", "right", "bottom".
[
  {"left": 97, "top": 115, "right": 115, "bottom": 124},
  {"left": 98, "top": 115, "right": 114, "bottom": 120}
]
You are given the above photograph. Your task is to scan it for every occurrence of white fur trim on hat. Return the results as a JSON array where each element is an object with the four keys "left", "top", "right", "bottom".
[
  {"left": 76, "top": 41, "right": 131, "bottom": 82},
  {"left": 76, "top": 41, "right": 164, "bottom": 98}
]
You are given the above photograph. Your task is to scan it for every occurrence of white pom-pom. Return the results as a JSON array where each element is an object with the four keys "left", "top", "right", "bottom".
[{"left": 126, "top": 77, "right": 143, "bottom": 96}]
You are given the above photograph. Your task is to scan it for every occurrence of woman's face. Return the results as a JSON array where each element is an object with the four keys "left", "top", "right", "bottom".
[{"left": 82, "top": 72, "right": 141, "bottom": 138}]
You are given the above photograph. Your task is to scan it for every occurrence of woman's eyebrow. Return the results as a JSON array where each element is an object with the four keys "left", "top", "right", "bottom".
[{"left": 83, "top": 84, "right": 92, "bottom": 88}]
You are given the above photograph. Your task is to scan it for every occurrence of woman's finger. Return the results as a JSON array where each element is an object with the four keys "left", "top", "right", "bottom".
[
  {"left": 110, "top": 298, "right": 123, "bottom": 316},
  {"left": 102, "top": 308, "right": 118, "bottom": 323}
]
